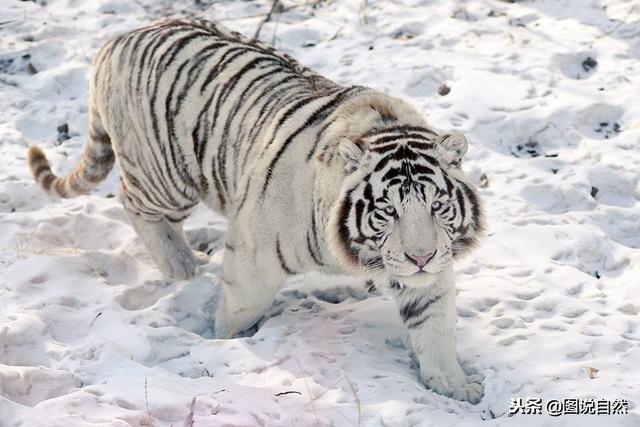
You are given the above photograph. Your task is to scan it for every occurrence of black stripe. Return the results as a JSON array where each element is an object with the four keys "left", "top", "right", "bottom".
[
  {"left": 306, "top": 231, "right": 324, "bottom": 266},
  {"left": 337, "top": 188, "right": 360, "bottom": 265},
  {"left": 308, "top": 204, "right": 324, "bottom": 265},
  {"left": 412, "top": 163, "right": 436, "bottom": 176},
  {"left": 458, "top": 179, "right": 481, "bottom": 225},
  {"left": 210, "top": 155, "right": 226, "bottom": 211},
  {"left": 276, "top": 237, "right": 296, "bottom": 275},
  {"left": 407, "top": 140, "right": 436, "bottom": 150},
  {"left": 235, "top": 177, "right": 252, "bottom": 215},
  {"left": 361, "top": 125, "right": 437, "bottom": 139},
  {"left": 370, "top": 143, "right": 400, "bottom": 154},
  {"left": 399, "top": 293, "right": 444, "bottom": 328},
  {"left": 385, "top": 167, "right": 410, "bottom": 182},
  {"left": 354, "top": 199, "right": 365, "bottom": 232},
  {"left": 362, "top": 181, "right": 374, "bottom": 215},
  {"left": 195, "top": 90, "right": 217, "bottom": 166},
  {"left": 369, "top": 133, "right": 433, "bottom": 146},
  {"left": 443, "top": 174, "right": 455, "bottom": 196},
  {"left": 406, "top": 313, "right": 431, "bottom": 329},
  {"left": 455, "top": 188, "right": 465, "bottom": 222},
  {"left": 373, "top": 153, "right": 396, "bottom": 173},
  {"left": 418, "top": 152, "right": 439, "bottom": 167}
]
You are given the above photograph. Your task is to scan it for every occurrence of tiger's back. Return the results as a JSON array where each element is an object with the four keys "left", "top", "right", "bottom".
[{"left": 91, "top": 19, "right": 346, "bottom": 222}]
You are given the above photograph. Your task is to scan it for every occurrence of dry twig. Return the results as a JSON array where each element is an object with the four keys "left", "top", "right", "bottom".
[
  {"left": 145, "top": 378, "right": 155, "bottom": 427},
  {"left": 254, "top": 0, "right": 283, "bottom": 40},
  {"left": 344, "top": 372, "right": 362, "bottom": 427},
  {"left": 275, "top": 390, "right": 303, "bottom": 396},
  {"left": 185, "top": 396, "right": 197, "bottom": 427},
  {"left": 217, "top": 1, "right": 325, "bottom": 22}
]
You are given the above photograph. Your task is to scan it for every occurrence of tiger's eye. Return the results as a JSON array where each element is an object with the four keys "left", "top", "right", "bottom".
[
  {"left": 383, "top": 206, "right": 396, "bottom": 216},
  {"left": 431, "top": 201, "right": 442, "bottom": 210}
]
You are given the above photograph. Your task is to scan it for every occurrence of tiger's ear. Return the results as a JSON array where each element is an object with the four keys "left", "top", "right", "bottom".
[
  {"left": 437, "top": 132, "right": 468, "bottom": 168},
  {"left": 338, "top": 138, "right": 366, "bottom": 174}
]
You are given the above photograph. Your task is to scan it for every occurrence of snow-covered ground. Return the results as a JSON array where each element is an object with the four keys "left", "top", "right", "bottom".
[{"left": 1, "top": 0, "right": 639, "bottom": 425}]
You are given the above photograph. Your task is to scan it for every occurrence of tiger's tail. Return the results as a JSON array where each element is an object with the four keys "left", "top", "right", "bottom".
[{"left": 27, "top": 107, "right": 115, "bottom": 198}]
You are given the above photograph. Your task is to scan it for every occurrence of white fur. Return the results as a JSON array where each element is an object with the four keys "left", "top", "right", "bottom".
[{"left": 42, "top": 22, "right": 483, "bottom": 403}]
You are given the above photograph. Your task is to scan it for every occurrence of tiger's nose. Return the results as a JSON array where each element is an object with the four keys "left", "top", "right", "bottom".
[{"left": 405, "top": 251, "right": 436, "bottom": 268}]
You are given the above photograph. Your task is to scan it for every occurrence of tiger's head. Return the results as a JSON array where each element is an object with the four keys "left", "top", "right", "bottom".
[{"left": 328, "top": 124, "right": 483, "bottom": 286}]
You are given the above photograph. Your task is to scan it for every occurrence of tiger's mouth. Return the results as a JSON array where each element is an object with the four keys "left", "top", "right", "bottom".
[
  {"left": 411, "top": 270, "right": 433, "bottom": 277},
  {"left": 360, "top": 255, "right": 439, "bottom": 279},
  {"left": 393, "top": 269, "right": 437, "bottom": 279}
]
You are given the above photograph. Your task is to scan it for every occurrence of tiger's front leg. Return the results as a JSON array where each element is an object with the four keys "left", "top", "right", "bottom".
[
  {"left": 214, "top": 231, "right": 281, "bottom": 339},
  {"left": 394, "top": 274, "right": 484, "bottom": 404}
]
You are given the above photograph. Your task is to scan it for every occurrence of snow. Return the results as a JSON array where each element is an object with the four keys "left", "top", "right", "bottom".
[{"left": 1, "top": 0, "right": 639, "bottom": 425}]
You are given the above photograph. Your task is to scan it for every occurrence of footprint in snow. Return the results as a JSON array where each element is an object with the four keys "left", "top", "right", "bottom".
[
  {"left": 553, "top": 52, "right": 598, "bottom": 80},
  {"left": 575, "top": 103, "right": 624, "bottom": 140}
]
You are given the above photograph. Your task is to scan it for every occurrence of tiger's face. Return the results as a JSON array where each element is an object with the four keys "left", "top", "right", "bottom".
[{"left": 329, "top": 125, "right": 483, "bottom": 283}]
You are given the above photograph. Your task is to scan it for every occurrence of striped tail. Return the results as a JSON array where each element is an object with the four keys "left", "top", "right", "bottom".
[{"left": 27, "top": 114, "right": 115, "bottom": 198}]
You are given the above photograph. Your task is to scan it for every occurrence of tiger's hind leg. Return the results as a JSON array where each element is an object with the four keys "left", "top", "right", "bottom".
[
  {"left": 168, "top": 220, "right": 210, "bottom": 266},
  {"left": 126, "top": 211, "right": 199, "bottom": 280}
]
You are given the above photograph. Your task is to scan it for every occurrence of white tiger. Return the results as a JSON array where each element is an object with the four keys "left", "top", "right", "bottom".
[{"left": 27, "top": 19, "right": 484, "bottom": 403}]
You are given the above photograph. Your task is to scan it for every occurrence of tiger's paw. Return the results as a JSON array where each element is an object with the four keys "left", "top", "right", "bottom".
[
  {"left": 164, "top": 258, "right": 197, "bottom": 280},
  {"left": 156, "top": 248, "right": 198, "bottom": 280},
  {"left": 424, "top": 372, "right": 484, "bottom": 404}
]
